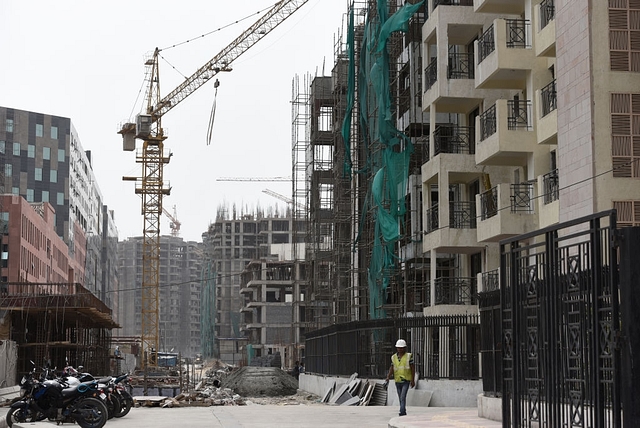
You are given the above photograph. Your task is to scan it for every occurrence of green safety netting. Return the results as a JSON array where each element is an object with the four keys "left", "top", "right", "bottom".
[{"left": 342, "top": 0, "right": 423, "bottom": 320}]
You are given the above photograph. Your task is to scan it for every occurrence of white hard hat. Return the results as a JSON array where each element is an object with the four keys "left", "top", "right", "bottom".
[{"left": 395, "top": 339, "right": 407, "bottom": 348}]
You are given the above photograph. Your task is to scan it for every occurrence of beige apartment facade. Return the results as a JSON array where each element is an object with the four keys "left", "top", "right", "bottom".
[{"left": 420, "top": 0, "right": 640, "bottom": 314}]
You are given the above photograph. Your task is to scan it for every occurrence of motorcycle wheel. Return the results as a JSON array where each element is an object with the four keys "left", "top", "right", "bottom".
[
  {"left": 6, "top": 407, "right": 37, "bottom": 427},
  {"left": 114, "top": 390, "right": 133, "bottom": 418},
  {"left": 105, "top": 393, "right": 121, "bottom": 419},
  {"left": 72, "top": 397, "right": 108, "bottom": 428}
]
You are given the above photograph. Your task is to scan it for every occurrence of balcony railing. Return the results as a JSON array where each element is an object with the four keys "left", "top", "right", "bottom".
[
  {"left": 424, "top": 58, "right": 437, "bottom": 92},
  {"left": 433, "top": 125, "right": 475, "bottom": 155},
  {"left": 540, "top": 80, "right": 557, "bottom": 117},
  {"left": 543, "top": 169, "right": 559, "bottom": 204},
  {"left": 478, "top": 25, "right": 495, "bottom": 63},
  {"left": 510, "top": 182, "right": 534, "bottom": 213},
  {"left": 433, "top": 0, "right": 474, "bottom": 7},
  {"left": 480, "top": 104, "right": 497, "bottom": 141},
  {"left": 507, "top": 99, "right": 532, "bottom": 130},
  {"left": 540, "top": 0, "right": 555, "bottom": 30},
  {"left": 448, "top": 52, "right": 475, "bottom": 79},
  {"left": 434, "top": 277, "right": 477, "bottom": 305},
  {"left": 425, "top": 204, "right": 439, "bottom": 234},
  {"left": 481, "top": 269, "right": 499, "bottom": 292},
  {"left": 506, "top": 19, "right": 531, "bottom": 48},
  {"left": 450, "top": 201, "right": 477, "bottom": 229},
  {"left": 480, "top": 187, "right": 498, "bottom": 220}
]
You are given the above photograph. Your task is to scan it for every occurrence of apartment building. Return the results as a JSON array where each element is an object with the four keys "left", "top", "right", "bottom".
[{"left": 117, "top": 235, "right": 203, "bottom": 358}]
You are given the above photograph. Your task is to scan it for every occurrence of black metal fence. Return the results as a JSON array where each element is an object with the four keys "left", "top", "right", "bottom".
[{"left": 305, "top": 315, "right": 480, "bottom": 381}]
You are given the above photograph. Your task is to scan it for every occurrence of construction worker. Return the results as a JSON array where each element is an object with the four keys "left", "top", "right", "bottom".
[{"left": 385, "top": 339, "right": 415, "bottom": 417}]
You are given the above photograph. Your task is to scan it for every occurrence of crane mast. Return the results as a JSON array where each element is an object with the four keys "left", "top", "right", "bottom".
[{"left": 119, "top": 0, "right": 310, "bottom": 369}]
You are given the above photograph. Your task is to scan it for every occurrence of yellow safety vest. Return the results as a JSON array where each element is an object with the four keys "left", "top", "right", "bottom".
[{"left": 391, "top": 352, "right": 412, "bottom": 382}]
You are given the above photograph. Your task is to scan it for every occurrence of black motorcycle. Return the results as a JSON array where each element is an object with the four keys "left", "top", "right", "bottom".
[
  {"left": 6, "top": 365, "right": 109, "bottom": 428},
  {"left": 63, "top": 364, "right": 123, "bottom": 419},
  {"left": 113, "top": 373, "right": 134, "bottom": 418}
]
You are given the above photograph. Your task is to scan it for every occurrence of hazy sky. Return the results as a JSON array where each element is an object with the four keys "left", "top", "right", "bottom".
[{"left": 0, "top": 0, "right": 347, "bottom": 242}]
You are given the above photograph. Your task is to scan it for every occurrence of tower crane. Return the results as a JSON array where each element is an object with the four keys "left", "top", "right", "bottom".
[
  {"left": 216, "top": 176, "right": 292, "bottom": 182},
  {"left": 119, "top": 0, "right": 311, "bottom": 368},
  {"left": 262, "top": 188, "right": 305, "bottom": 211},
  {"left": 162, "top": 205, "right": 181, "bottom": 237}
]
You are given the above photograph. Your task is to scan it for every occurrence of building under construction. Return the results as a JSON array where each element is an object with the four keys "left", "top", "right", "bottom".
[{"left": 294, "top": 0, "right": 429, "bottom": 329}]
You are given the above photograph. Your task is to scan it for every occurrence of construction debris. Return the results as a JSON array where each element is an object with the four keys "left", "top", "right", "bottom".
[
  {"left": 321, "top": 373, "right": 387, "bottom": 406},
  {"left": 221, "top": 366, "right": 298, "bottom": 397}
]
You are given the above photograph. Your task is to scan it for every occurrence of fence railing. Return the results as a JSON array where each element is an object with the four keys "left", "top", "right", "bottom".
[
  {"left": 433, "top": 125, "right": 475, "bottom": 155},
  {"left": 480, "top": 104, "right": 497, "bottom": 141},
  {"left": 434, "top": 277, "right": 477, "bottom": 305},
  {"left": 304, "top": 314, "right": 481, "bottom": 380},
  {"left": 481, "top": 269, "right": 499, "bottom": 293},
  {"left": 425, "top": 204, "right": 439, "bottom": 234},
  {"left": 448, "top": 52, "right": 474, "bottom": 79},
  {"left": 507, "top": 99, "right": 531, "bottom": 130},
  {"left": 540, "top": 0, "right": 555, "bottom": 30},
  {"left": 480, "top": 187, "right": 498, "bottom": 220},
  {"left": 543, "top": 169, "right": 559, "bottom": 204},
  {"left": 506, "top": 19, "right": 530, "bottom": 48},
  {"left": 478, "top": 25, "right": 495, "bottom": 63},
  {"left": 450, "top": 201, "right": 477, "bottom": 229},
  {"left": 424, "top": 58, "right": 438, "bottom": 92},
  {"left": 434, "top": 0, "right": 474, "bottom": 7},
  {"left": 510, "top": 182, "right": 534, "bottom": 213},
  {"left": 540, "top": 80, "right": 557, "bottom": 117}
]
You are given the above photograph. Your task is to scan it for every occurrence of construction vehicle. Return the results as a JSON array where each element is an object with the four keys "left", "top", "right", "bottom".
[{"left": 119, "top": 0, "right": 311, "bottom": 368}]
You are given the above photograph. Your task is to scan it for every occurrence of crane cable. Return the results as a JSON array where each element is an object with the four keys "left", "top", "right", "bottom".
[{"left": 207, "top": 79, "right": 220, "bottom": 145}]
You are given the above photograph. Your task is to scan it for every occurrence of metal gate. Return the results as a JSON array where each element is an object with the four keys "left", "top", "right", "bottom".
[{"left": 500, "top": 211, "right": 624, "bottom": 427}]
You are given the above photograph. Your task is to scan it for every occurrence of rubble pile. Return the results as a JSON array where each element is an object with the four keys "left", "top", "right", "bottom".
[
  {"left": 172, "top": 387, "right": 246, "bottom": 406},
  {"left": 221, "top": 366, "right": 298, "bottom": 397}
]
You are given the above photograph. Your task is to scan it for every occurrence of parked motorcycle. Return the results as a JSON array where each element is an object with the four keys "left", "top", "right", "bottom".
[
  {"left": 112, "top": 373, "right": 134, "bottom": 418},
  {"left": 63, "top": 364, "right": 121, "bottom": 419},
  {"left": 6, "top": 363, "right": 108, "bottom": 428}
]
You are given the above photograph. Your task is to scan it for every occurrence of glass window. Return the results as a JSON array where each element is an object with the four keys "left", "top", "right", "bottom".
[
  {"left": 43, "top": 147, "right": 50, "bottom": 160},
  {"left": 5, "top": 119, "right": 13, "bottom": 133},
  {"left": 35, "top": 168, "right": 42, "bottom": 181},
  {"left": 0, "top": 212, "right": 8, "bottom": 222},
  {"left": 13, "top": 142, "right": 20, "bottom": 156},
  {"left": 26, "top": 189, "right": 34, "bottom": 202},
  {"left": 51, "top": 126, "right": 58, "bottom": 139},
  {"left": 35, "top": 124, "right": 43, "bottom": 137},
  {"left": 57, "top": 192, "right": 64, "bottom": 205},
  {"left": 58, "top": 149, "right": 65, "bottom": 162},
  {"left": 11, "top": 187, "right": 18, "bottom": 195},
  {"left": 4, "top": 164, "right": 11, "bottom": 176},
  {"left": 50, "top": 170, "right": 57, "bottom": 183},
  {"left": 28, "top": 145, "right": 35, "bottom": 158},
  {"left": 0, "top": 141, "right": 4, "bottom": 154},
  {"left": 42, "top": 190, "right": 49, "bottom": 202}
]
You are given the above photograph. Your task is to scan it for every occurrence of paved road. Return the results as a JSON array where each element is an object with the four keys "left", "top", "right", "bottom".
[{"left": 4, "top": 403, "right": 502, "bottom": 428}]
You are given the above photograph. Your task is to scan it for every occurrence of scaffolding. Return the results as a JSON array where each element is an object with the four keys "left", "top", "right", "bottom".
[
  {"left": 0, "top": 282, "right": 118, "bottom": 376},
  {"left": 299, "top": 0, "right": 430, "bottom": 329}
]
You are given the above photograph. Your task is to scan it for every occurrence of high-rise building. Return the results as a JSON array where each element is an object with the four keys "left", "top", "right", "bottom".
[
  {"left": 117, "top": 235, "right": 203, "bottom": 358},
  {"left": 0, "top": 106, "right": 118, "bottom": 303}
]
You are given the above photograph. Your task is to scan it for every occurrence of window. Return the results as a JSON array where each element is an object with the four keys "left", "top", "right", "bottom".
[
  {"left": 609, "top": 1, "right": 640, "bottom": 72},
  {"left": 611, "top": 93, "right": 640, "bottom": 177},
  {"left": 615, "top": 201, "right": 640, "bottom": 226},
  {"left": 27, "top": 145, "right": 35, "bottom": 158},
  {"left": 43, "top": 147, "right": 50, "bottom": 160},
  {"left": 50, "top": 170, "right": 57, "bottom": 183},
  {"left": 12, "top": 142, "right": 20, "bottom": 156},
  {"left": 11, "top": 187, "right": 18, "bottom": 195},
  {"left": 51, "top": 126, "right": 58, "bottom": 139},
  {"left": 0, "top": 141, "right": 4, "bottom": 154},
  {"left": 4, "top": 164, "right": 11, "bottom": 176},
  {"left": 42, "top": 190, "right": 49, "bottom": 202},
  {"left": 57, "top": 192, "right": 64, "bottom": 205},
  {"left": 35, "top": 168, "right": 42, "bottom": 181},
  {"left": 26, "top": 189, "right": 34, "bottom": 202},
  {"left": 5, "top": 119, "right": 13, "bottom": 133},
  {"left": 35, "top": 124, "right": 43, "bottom": 137},
  {"left": 58, "top": 149, "right": 65, "bottom": 162}
]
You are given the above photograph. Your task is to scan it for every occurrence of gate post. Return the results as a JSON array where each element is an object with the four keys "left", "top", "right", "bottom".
[{"left": 619, "top": 226, "right": 640, "bottom": 426}]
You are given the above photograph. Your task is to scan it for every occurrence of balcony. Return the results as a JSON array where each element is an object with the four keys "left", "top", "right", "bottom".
[
  {"left": 476, "top": 19, "right": 534, "bottom": 89},
  {"left": 424, "top": 202, "right": 481, "bottom": 253},
  {"left": 434, "top": 0, "right": 474, "bottom": 7},
  {"left": 474, "top": 0, "right": 524, "bottom": 14},
  {"left": 534, "top": 0, "right": 556, "bottom": 57},
  {"left": 448, "top": 52, "right": 475, "bottom": 80},
  {"left": 425, "top": 58, "right": 438, "bottom": 92},
  {"left": 480, "top": 269, "right": 499, "bottom": 293},
  {"left": 476, "top": 99, "right": 537, "bottom": 166},
  {"left": 537, "top": 170, "right": 559, "bottom": 229},
  {"left": 433, "top": 125, "right": 475, "bottom": 155},
  {"left": 476, "top": 182, "right": 537, "bottom": 242},
  {"left": 535, "top": 80, "right": 557, "bottom": 144},
  {"left": 434, "top": 277, "right": 477, "bottom": 305}
]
